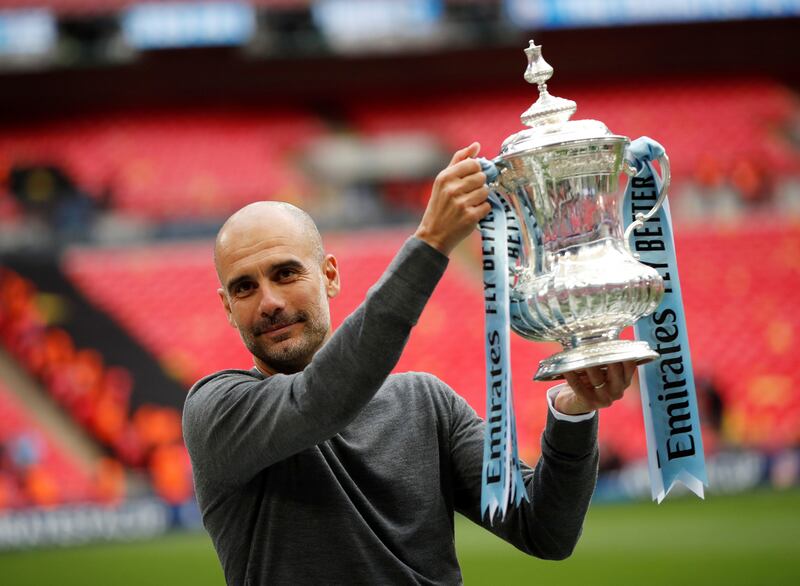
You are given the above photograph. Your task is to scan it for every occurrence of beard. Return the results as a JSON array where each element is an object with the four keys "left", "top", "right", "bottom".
[{"left": 241, "top": 308, "right": 329, "bottom": 374}]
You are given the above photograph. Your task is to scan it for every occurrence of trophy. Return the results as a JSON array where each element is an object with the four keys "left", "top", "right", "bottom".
[{"left": 480, "top": 40, "right": 669, "bottom": 381}]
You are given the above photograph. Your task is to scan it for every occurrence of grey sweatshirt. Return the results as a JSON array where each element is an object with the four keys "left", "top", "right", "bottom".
[{"left": 183, "top": 237, "right": 598, "bottom": 586}]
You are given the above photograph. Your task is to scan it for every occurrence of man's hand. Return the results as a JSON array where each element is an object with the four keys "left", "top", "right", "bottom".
[
  {"left": 557, "top": 361, "right": 638, "bottom": 415},
  {"left": 414, "top": 142, "right": 491, "bottom": 256}
]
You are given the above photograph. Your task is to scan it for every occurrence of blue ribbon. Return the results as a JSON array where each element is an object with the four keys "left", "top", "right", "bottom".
[
  {"left": 479, "top": 192, "right": 528, "bottom": 523},
  {"left": 477, "top": 137, "right": 706, "bottom": 510},
  {"left": 623, "top": 137, "right": 708, "bottom": 502}
]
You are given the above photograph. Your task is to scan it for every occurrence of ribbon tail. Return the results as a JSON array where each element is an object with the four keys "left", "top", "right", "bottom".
[
  {"left": 479, "top": 191, "right": 528, "bottom": 523},
  {"left": 625, "top": 136, "right": 708, "bottom": 503}
]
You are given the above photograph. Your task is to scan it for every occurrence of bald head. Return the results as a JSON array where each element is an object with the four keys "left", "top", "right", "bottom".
[
  {"left": 213, "top": 201, "right": 340, "bottom": 374},
  {"left": 214, "top": 201, "right": 324, "bottom": 283}
]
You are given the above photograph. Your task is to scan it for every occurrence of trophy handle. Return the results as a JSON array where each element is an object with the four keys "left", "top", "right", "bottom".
[
  {"left": 622, "top": 150, "right": 671, "bottom": 257},
  {"left": 477, "top": 156, "right": 536, "bottom": 282},
  {"left": 478, "top": 157, "right": 502, "bottom": 184},
  {"left": 477, "top": 157, "right": 550, "bottom": 341}
]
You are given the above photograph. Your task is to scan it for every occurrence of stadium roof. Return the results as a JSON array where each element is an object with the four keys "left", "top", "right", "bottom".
[{"left": 0, "top": 0, "right": 313, "bottom": 16}]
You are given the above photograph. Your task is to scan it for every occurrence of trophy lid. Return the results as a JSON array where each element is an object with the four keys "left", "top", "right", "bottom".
[{"left": 499, "top": 40, "right": 626, "bottom": 158}]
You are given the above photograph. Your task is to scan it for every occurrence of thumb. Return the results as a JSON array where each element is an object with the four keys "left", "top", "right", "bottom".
[{"left": 448, "top": 141, "right": 481, "bottom": 166}]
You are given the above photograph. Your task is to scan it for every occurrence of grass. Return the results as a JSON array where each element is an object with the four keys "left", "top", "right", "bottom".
[
  {"left": 1, "top": 489, "right": 799, "bottom": 585},
  {"left": 457, "top": 488, "right": 800, "bottom": 585}
]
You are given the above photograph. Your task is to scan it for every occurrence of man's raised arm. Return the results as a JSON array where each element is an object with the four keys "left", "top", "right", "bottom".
[{"left": 183, "top": 143, "right": 490, "bottom": 490}]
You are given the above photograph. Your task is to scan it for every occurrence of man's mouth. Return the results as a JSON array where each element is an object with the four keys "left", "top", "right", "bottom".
[
  {"left": 262, "top": 323, "right": 294, "bottom": 335},
  {"left": 254, "top": 317, "right": 304, "bottom": 337}
]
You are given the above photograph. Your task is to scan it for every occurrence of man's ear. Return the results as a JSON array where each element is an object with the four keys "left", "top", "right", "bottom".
[
  {"left": 323, "top": 254, "right": 340, "bottom": 299},
  {"left": 218, "top": 288, "right": 237, "bottom": 328}
]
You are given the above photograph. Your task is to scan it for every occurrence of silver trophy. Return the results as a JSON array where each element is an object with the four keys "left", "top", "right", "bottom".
[{"left": 481, "top": 40, "right": 669, "bottom": 381}]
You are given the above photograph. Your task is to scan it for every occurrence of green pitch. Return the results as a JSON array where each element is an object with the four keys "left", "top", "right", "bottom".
[{"left": 1, "top": 489, "right": 799, "bottom": 585}]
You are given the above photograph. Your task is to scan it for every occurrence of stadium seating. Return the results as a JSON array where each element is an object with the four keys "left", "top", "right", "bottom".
[
  {"left": 1, "top": 78, "right": 795, "bottom": 224},
  {"left": 0, "top": 109, "right": 323, "bottom": 220},
  {"left": 0, "top": 379, "right": 95, "bottom": 509},
  {"left": 63, "top": 230, "right": 552, "bottom": 459},
  {"left": 348, "top": 77, "right": 798, "bottom": 184},
  {"left": 1, "top": 75, "right": 797, "bottom": 500},
  {"left": 0, "top": 266, "right": 191, "bottom": 505},
  {"left": 63, "top": 222, "right": 800, "bottom": 464}
]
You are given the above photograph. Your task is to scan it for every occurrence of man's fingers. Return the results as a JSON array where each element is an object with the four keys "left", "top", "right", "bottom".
[
  {"left": 443, "top": 158, "right": 483, "bottom": 181},
  {"left": 605, "top": 362, "right": 625, "bottom": 400},
  {"left": 562, "top": 371, "right": 590, "bottom": 400},
  {"left": 585, "top": 366, "right": 605, "bottom": 389},
  {"left": 470, "top": 201, "right": 492, "bottom": 221},
  {"left": 623, "top": 360, "right": 637, "bottom": 385},
  {"left": 563, "top": 362, "right": 637, "bottom": 413},
  {"left": 564, "top": 371, "right": 599, "bottom": 407},
  {"left": 448, "top": 142, "right": 481, "bottom": 166},
  {"left": 459, "top": 169, "right": 489, "bottom": 192},
  {"left": 439, "top": 166, "right": 485, "bottom": 195},
  {"left": 460, "top": 185, "right": 490, "bottom": 207},
  {"left": 591, "top": 381, "right": 613, "bottom": 407},
  {"left": 579, "top": 367, "right": 612, "bottom": 407}
]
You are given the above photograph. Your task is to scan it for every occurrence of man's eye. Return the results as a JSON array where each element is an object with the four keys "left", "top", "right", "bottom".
[
  {"left": 234, "top": 282, "right": 255, "bottom": 295},
  {"left": 277, "top": 268, "right": 298, "bottom": 281}
]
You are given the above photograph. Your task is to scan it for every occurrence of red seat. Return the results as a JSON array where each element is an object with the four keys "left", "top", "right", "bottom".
[
  {"left": 0, "top": 109, "right": 323, "bottom": 221},
  {"left": 64, "top": 222, "right": 800, "bottom": 461},
  {"left": 0, "top": 379, "right": 95, "bottom": 507}
]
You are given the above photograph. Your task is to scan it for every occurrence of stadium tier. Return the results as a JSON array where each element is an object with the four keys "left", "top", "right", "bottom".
[
  {"left": 0, "top": 109, "right": 323, "bottom": 221},
  {"left": 1, "top": 78, "right": 796, "bottom": 223},
  {"left": 63, "top": 223, "right": 800, "bottom": 463},
  {"left": 0, "top": 266, "right": 192, "bottom": 505},
  {"left": 348, "top": 77, "right": 798, "bottom": 180},
  {"left": 62, "top": 230, "right": 552, "bottom": 459},
  {"left": 0, "top": 379, "right": 95, "bottom": 508}
]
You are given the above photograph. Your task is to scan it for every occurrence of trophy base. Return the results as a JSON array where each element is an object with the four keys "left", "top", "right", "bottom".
[{"left": 534, "top": 339, "right": 659, "bottom": 382}]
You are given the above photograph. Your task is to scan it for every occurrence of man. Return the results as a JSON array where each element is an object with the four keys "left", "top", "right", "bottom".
[{"left": 183, "top": 142, "right": 635, "bottom": 585}]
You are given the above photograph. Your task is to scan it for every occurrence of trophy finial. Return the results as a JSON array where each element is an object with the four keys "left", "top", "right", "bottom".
[
  {"left": 523, "top": 40, "right": 553, "bottom": 86},
  {"left": 521, "top": 39, "right": 577, "bottom": 129}
]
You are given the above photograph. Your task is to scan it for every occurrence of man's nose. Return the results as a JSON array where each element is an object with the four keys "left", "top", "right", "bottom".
[{"left": 257, "top": 283, "right": 286, "bottom": 316}]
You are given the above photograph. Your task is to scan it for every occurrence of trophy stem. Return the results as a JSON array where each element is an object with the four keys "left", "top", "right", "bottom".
[
  {"left": 562, "top": 328, "right": 622, "bottom": 350},
  {"left": 534, "top": 339, "right": 659, "bottom": 382}
]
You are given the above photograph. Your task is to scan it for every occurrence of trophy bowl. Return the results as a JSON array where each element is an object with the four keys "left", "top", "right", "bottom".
[{"left": 480, "top": 40, "right": 668, "bottom": 381}]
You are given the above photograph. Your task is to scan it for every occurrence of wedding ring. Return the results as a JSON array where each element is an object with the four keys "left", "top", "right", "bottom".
[{"left": 592, "top": 382, "right": 606, "bottom": 389}]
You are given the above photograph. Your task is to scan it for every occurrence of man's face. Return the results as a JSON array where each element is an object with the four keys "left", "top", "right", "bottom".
[{"left": 216, "top": 213, "right": 339, "bottom": 375}]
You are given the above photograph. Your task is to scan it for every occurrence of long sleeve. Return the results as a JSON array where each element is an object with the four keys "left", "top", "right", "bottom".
[
  {"left": 448, "top": 385, "right": 598, "bottom": 559},
  {"left": 182, "top": 237, "right": 448, "bottom": 491}
]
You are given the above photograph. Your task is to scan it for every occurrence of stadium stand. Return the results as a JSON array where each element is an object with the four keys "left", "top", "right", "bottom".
[
  {"left": 0, "top": 265, "right": 192, "bottom": 505},
  {"left": 0, "top": 79, "right": 795, "bottom": 226},
  {"left": 0, "top": 72, "right": 795, "bottom": 512},
  {"left": 62, "top": 230, "right": 552, "bottom": 459},
  {"left": 0, "top": 108, "right": 323, "bottom": 221},
  {"left": 0, "top": 378, "right": 96, "bottom": 509},
  {"left": 0, "top": 5, "right": 796, "bottom": 513},
  {"left": 348, "top": 77, "right": 798, "bottom": 179},
  {"left": 61, "top": 222, "right": 800, "bottom": 464}
]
